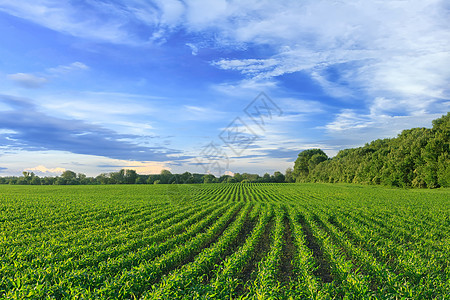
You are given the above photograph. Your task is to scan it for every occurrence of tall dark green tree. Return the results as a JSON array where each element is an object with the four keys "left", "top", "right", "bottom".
[
  {"left": 124, "top": 169, "right": 138, "bottom": 184},
  {"left": 160, "top": 169, "right": 172, "bottom": 184},
  {"left": 291, "top": 113, "right": 449, "bottom": 188},
  {"left": 293, "top": 149, "right": 328, "bottom": 182}
]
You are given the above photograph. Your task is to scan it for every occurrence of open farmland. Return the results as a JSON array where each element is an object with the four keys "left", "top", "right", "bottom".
[{"left": 0, "top": 184, "right": 449, "bottom": 299}]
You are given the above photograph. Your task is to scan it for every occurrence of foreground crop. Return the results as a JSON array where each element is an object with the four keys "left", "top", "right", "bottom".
[{"left": 0, "top": 184, "right": 449, "bottom": 299}]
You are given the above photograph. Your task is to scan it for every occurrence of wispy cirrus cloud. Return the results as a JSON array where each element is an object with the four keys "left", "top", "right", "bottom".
[
  {"left": 185, "top": 43, "right": 198, "bottom": 55},
  {"left": 0, "top": 94, "right": 188, "bottom": 162},
  {"left": 6, "top": 61, "right": 88, "bottom": 89},
  {"left": 47, "top": 62, "right": 88, "bottom": 75},
  {"left": 7, "top": 73, "right": 48, "bottom": 88},
  {"left": 0, "top": 1, "right": 140, "bottom": 44},
  {"left": 323, "top": 109, "right": 447, "bottom": 148},
  {"left": 4, "top": 1, "right": 448, "bottom": 106},
  {"left": 200, "top": 0, "right": 450, "bottom": 139}
]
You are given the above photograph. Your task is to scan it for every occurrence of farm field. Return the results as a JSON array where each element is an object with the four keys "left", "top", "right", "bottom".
[{"left": 0, "top": 183, "right": 449, "bottom": 299}]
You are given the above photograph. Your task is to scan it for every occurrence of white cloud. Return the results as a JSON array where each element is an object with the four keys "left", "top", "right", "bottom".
[
  {"left": 184, "top": 0, "right": 228, "bottom": 28},
  {"left": 47, "top": 62, "right": 88, "bottom": 74},
  {"left": 25, "top": 165, "right": 66, "bottom": 174},
  {"left": 0, "top": 129, "right": 17, "bottom": 134},
  {"left": 181, "top": 105, "right": 227, "bottom": 121},
  {"left": 1, "top": 150, "right": 172, "bottom": 176},
  {"left": 7, "top": 73, "right": 48, "bottom": 88},
  {"left": 324, "top": 108, "right": 447, "bottom": 147},
  {"left": 193, "top": 0, "right": 449, "bottom": 142},
  {"left": 153, "top": 0, "right": 184, "bottom": 25},
  {"left": 277, "top": 97, "right": 324, "bottom": 115},
  {"left": 186, "top": 43, "right": 198, "bottom": 55},
  {"left": 106, "top": 160, "right": 168, "bottom": 175},
  {"left": 33, "top": 91, "right": 158, "bottom": 137},
  {"left": 325, "top": 109, "right": 373, "bottom": 132},
  {"left": 0, "top": 1, "right": 134, "bottom": 44},
  {"left": 213, "top": 58, "right": 279, "bottom": 76},
  {"left": 7, "top": 62, "right": 88, "bottom": 89},
  {"left": 198, "top": 1, "right": 449, "bottom": 116},
  {"left": 211, "top": 79, "right": 278, "bottom": 97}
]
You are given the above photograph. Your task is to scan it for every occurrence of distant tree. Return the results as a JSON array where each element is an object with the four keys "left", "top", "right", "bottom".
[
  {"left": 59, "top": 170, "right": 77, "bottom": 184},
  {"left": 135, "top": 176, "right": 146, "bottom": 184},
  {"left": 123, "top": 169, "right": 138, "bottom": 184},
  {"left": 30, "top": 176, "right": 41, "bottom": 185},
  {"left": 202, "top": 174, "right": 216, "bottom": 184},
  {"left": 146, "top": 175, "right": 159, "bottom": 184},
  {"left": 42, "top": 177, "right": 56, "bottom": 185},
  {"left": 285, "top": 168, "right": 294, "bottom": 183},
  {"left": 290, "top": 113, "right": 449, "bottom": 188},
  {"left": 192, "top": 173, "right": 205, "bottom": 183},
  {"left": 77, "top": 173, "right": 88, "bottom": 185},
  {"left": 233, "top": 173, "right": 243, "bottom": 182},
  {"left": 110, "top": 169, "right": 125, "bottom": 184},
  {"left": 293, "top": 149, "right": 328, "bottom": 182},
  {"left": 219, "top": 175, "right": 231, "bottom": 183},
  {"left": 272, "top": 171, "right": 285, "bottom": 183},
  {"left": 242, "top": 173, "right": 260, "bottom": 182},
  {"left": 55, "top": 177, "right": 66, "bottom": 185},
  {"left": 61, "top": 170, "right": 77, "bottom": 180},
  {"left": 227, "top": 177, "right": 237, "bottom": 183},
  {"left": 160, "top": 169, "right": 172, "bottom": 184},
  {"left": 96, "top": 173, "right": 110, "bottom": 185},
  {"left": 179, "top": 172, "right": 194, "bottom": 184},
  {"left": 16, "top": 177, "right": 28, "bottom": 185},
  {"left": 262, "top": 173, "right": 271, "bottom": 183}
]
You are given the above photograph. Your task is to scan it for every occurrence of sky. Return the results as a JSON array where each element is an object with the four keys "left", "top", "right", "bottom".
[{"left": 0, "top": 0, "right": 449, "bottom": 177}]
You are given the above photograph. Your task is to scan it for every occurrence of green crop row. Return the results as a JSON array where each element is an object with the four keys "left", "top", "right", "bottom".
[{"left": 0, "top": 183, "right": 448, "bottom": 299}]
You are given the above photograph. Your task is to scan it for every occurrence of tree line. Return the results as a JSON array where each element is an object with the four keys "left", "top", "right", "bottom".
[
  {"left": 0, "top": 169, "right": 288, "bottom": 185},
  {"left": 1, "top": 113, "right": 447, "bottom": 188},
  {"left": 292, "top": 113, "right": 449, "bottom": 188}
]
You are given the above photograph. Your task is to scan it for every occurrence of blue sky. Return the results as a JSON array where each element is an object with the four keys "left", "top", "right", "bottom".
[{"left": 0, "top": 0, "right": 449, "bottom": 177}]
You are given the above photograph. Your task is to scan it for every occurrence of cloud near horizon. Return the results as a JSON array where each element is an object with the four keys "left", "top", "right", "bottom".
[
  {"left": 25, "top": 165, "right": 66, "bottom": 174},
  {"left": 0, "top": 94, "right": 189, "bottom": 162}
]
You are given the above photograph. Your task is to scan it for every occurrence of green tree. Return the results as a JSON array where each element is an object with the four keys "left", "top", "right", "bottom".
[
  {"left": 160, "top": 169, "right": 172, "bottom": 184},
  {"left": 135, "top": 176, "right": 145, "bottom": 184},
  {"left": 272, "top": 171, "right": 285, "bottom": 183},
  {"left": 60, "top": 170, "right": 77, "bottom": 185},
  {"left": 227, "top": 177, "right": 237, "bottom": 183},
  {"left": 30, "top": 176, "right": 41, "bottom": 185},
  {"left": 96, "top": 173, "right": 110, "bottom": 185},
  {"left": 233, "top": 173, "right": 243, "bottom": 182},
  {"left": 180, "top": 172, "right": 193, "bottom": 184},
  {"left": 291, "top": 113, "right": 449, "bottom": 188},
  {"left": 262, "top": 173, "right": 271, "bottom": 183},
  {"left": 285, "top": 168, "right": 294, "bottom": 183},
  {"left": 202, "top": 174, "right": 216, "bottom": 184},
  {"left": 219, "top": 175, "right": 231, "bottom": 183},
  {"left": 124, "top": 169, "right": 138, "bottom": 184},
  {"left": 146, "top": 175, "right": 159, "bottom": 184},
  {"left": 293, "top": 149, "right": 328, "bottom": 182}
]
